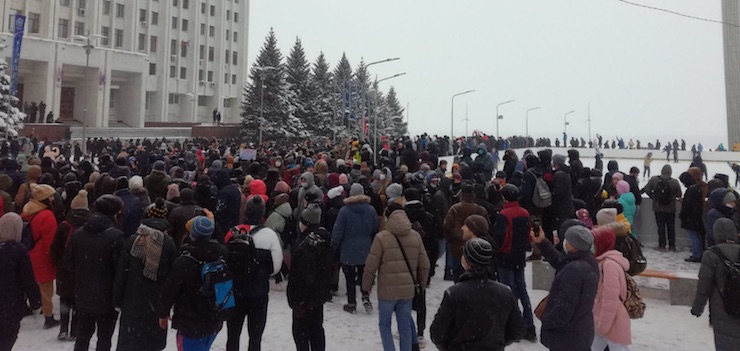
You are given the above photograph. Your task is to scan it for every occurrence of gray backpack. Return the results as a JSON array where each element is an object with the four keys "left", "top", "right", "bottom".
[{"left": 531, "top": 175, "right": 552, "bottom": 208}]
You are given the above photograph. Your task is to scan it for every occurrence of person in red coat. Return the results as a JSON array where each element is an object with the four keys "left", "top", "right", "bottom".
[{"left": 22, "top": 183, "right": 60, "bottom": 329}]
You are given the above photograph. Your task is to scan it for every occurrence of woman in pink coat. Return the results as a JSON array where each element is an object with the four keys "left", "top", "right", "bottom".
[{"left": 591, "top": 225, "right": 632, "bottom": 351}]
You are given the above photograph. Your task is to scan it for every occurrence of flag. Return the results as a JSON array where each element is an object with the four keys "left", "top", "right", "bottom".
[
  {"left": 10, "top": 15, "right": 26, "bottom": 95},
  {"left": 57, "top": 64, "right": 64, "bottom": 83},
  {"left": 180, "top": 40, "right": 190, "bottom": 48},
  {"left": 99, "top": 69, "right": 106, "bottom": 86}
]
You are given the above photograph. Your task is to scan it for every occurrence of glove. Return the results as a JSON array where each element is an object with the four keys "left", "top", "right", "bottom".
[{"left": 690, "top": 307, "right": 702, "bottom": 317}]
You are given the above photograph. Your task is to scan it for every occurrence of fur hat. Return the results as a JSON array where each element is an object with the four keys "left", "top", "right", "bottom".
[
  {"left": 464, "top": 214, "right": 489, "bottom": 238},
  {"left": 31, "top": 183, "right": 56, "bottom": 202},
  {"left": 71, "top": 189, "right": 89, "bottom": 209},
  {"left": 94, "top": 195, "right": 124, "bottom": 217}
]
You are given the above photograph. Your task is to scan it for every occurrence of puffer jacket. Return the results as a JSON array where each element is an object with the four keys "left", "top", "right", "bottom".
[
  {"left": 143, "top": 170, "right": 172, "bottom": 202},
  {"left": 362, "top": 211, "right": 430, "bottom": 300},
  {"left": 332, "top": 195, "right": 379, "bottom": 266},
  {"left": 265, "top": 195, "right": 293, "bottom": 246},
  {"left": 618, "top": 192, "right": 636, "bottom": 226},
  {"left": 49, "top": 208, "right": 90, "bottom": 298},
  {"left": 296, "top": 172, "right": 324, "bottom": 214},
  {"left": 593, "top": 250, "right": 631, "bottom": 345},
  {"left": 443, "top": 192, "right": 489, "bottom": 259},
  {"left": 22, "top": 203, "right": 58, "bottom": 284},
  {"left": 705, "top": 188, "right": 739, "bottom": 247},
  {"left": 642, "top": 165, "right": 681, "bottom": 213},
  {"left": 248, "top": 179, "right": 268, "bottom": 203}
]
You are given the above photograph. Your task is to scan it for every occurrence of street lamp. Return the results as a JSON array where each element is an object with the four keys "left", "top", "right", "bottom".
[
  {"left": 254, "top": 66, "right": 277, "bottom": 147},
  {"left": 366, "top": 57, "right": 400, "bottom": 68},
  {"left": 526, "top": 106, "right": 541, "bottom": 146},
  {"left": 495, "top": 99, "right": 515, "bottom": 140},
  {"left": 450, "top": 90, "right": 475, "bottom": 154},
  {"left": 373, "top": 72, "right": 406, "bottom": 162},
  {"left": 73, "top": 31, "right": 106, "bottom": 155},
  {"left": 564, "top": 110, "right": 575, "bottom": 144},
  {"left": 365, "top": 57, "right": 400, "bottom": 141}
]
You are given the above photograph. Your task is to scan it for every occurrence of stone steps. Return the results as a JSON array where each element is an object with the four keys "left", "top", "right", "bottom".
[{"left": 69, "top": 127, "right": 192, "bottom": 140}]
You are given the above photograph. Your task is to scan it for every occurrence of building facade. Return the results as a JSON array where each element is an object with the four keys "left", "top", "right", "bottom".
[
  {"left": 723, "top": 0, "right": 740, "bottom": 145},
  {"left": 0, "top": 0, "right": 249, "bottom": 128}
]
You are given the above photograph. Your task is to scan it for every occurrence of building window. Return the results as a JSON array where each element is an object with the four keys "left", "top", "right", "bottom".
[
  {"left": 28, "top": 13, "right": 40, "bottom": 34},
  {"left": 169, "top": 65, "right": 176, "bottom": 78},
  {"left": 208, "top": 46, "right": 214, "bottom": 62},
  {"left": 226, "top": 30, "right": 230, "bottom": 40},
  {"left": 151, "top": 12, "right": 159, "bottom": 25},
  {"left": 74, "top": 21, "right": 84, "bottom": 36},
  {"left": 172, "top": 17, "right": 177, "bottom": 29},
  {"left": 198, "top": 96, "right": 207, "bottom": 106},
  {"left": 114, "top": 29, "right": 123, "bottom": 47},
  {"left": 232, "top": 74, "right": 237, "bottom": 84},
  {"left": 58, "top": 19, "right": 69, "bottom": 38},
  {"left": 116, "top": 4, "right": 125, "bottom": 18},
  {"left": 109, "top": 90, "right": 116, "bottom": 108},
  {"left": 210, "top": 5, "right": 215, "bottom": 16},
  {"left": 145, "top": 92, "right": 152, "bottom": 110},
  {"left": 170, "top": 39, "right": 177, "bottom": 55},
  {"left": 181, "top": 44, "right": 187, "bottom": 57},
  {"left": 232, "top": 52, "right": 237, "bottom": 65},
  {"left": 209, "top": 26, "right": 214, "bottom": 37},
  {"left": 139, "top": 9, "right": 147, "bottom": 22},
  {"left": 207, "top": 70, "right": 213, "bottom": 82},
  {"left": 199, "top": 70, "right": 204, "bottom": 80},
  {"left": 183, "top": 0, "right": 189, "bottom": 9},
  {"left": 200, "top": 23, "right": 205, "bottom": 35},
  {"left": 101, "top": 26, "right": 110, "bottom": 45},
  {"left": 199, "top": 45, "right": 205, "bottom": 59},
  {"left": 150, "top": 35, "right": 158, "bottom": 52},
  {"left": 234, "top": 12, "right": 238, "bottom": 23},
  {"left": 180, "top": 67, "right": 187, "bottom": 79},
  {"left": 233, "top": 31, "right": 238, "bottom": 42},
  {"left": 201, "top": 2, "right": 206, "bottom": 14},
  {"left": 224, "top": 98, "right": 231, "bottom": 108},
  {"left": 182, "top": 19, "right": 188, "bottom": 31},
  {"left": 78, "top": 0, "right": 87, "bottom": 9},
  {"left": 103, "top": 1, "right": 111, "bottom": 15},
  {"left": 60, "top": 0, "right": 70, "bottom": 6},
  {"left": 138, "top": 34, "right": 146, "bottom": 51},
  {"left": 224, "top": 73, "right": 228, "bottom": 82},
  {"left": 226, "top": 10, "right": 230, "bottom": 20},
  {"left": 172, "top": 0, "right": 178, "bottom": 6},
  {"left": 149, "top": 63, "right": 157, "bottom": 75},
  {"left": 168, "top": 93, "right": 179, "bottom": 104}
]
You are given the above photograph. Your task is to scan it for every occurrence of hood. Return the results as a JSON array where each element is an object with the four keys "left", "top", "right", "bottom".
[
  {"left": 462, "top": 147, "right": 472, "bottom": 157},
  {"left": 477, "top": 143, "right": 488, "bottom": 155},
  {"left": 537, "top": 149, "right": 552, "bottom": 166},
  {"left": 568, "top": 149, "right": 580, "bottom": 161},
  {"left": 715, "top": 218, "right": 739, "bottom": 244},
  {"left": 274, "top": 200, "right": 292, "bottom": 217},
  {"left": 598, "top": 250, "right": 630, "bottom": 271},
  {"left": 315, "top": 160, "right": 328, "bottom": 175},
  {"left": 66, "top": 208, "right": 91, "bottom": 227},
  {"left": 250, "top": 179, "right": 267, "bottom": 196},
  {"left": 687, "top": 167, "right": 703, "bottom": 183},
  {"left": 266, "top": 168, "right": 280, "bottom": 181},
  {"left": 709, "top": 187, "right": 731, "bottom": 209},
  {"left": 386, "top": 210, "right": 413, "bottom": 236},
  {"left": 83, "top": 213, "right": 117, "bottom": 233},
  {"left": 328, "top": 185, "right": 345, "bottom": 200},
  {"left": 607, "top": 160, "right": 619, "bottom": 172},
  {"left": 22, "top": 200, "right": 49, "bottom": 217},
  {"left": 343, "top": 194, "right": 370, "bottom": 207},
  {"left": 404, "top": 202, "right": 428, "bottom": 223},
  {"left": 661, "top": 164, "right": 672, "bottom": 178},
  {"left": 301, "top": 172, "right": 316, "bottom": 188}
]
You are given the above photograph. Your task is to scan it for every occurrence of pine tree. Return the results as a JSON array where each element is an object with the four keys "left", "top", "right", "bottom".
[
  {"left": 332, "top": 53, "right": 354, "bottom": 136},
  {"left": 309, "top": 52, "right": 335, "bottom": 139},
  {"left": 385, "top": 86, "right": 407, "bottom": 136},
  {"left": 285, "top": 37, "right": 311, "bottom": 125},
  {"left": 0, "top": 58, "right": 24, "bottom": 138}
]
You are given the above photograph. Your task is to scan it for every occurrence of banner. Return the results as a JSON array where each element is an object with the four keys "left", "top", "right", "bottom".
[
  {"left": 10, "top": 15, "right": 26, "bottom": 95},
  {"left": 240, "top": 148, "right": 256, "bottom": 161}
]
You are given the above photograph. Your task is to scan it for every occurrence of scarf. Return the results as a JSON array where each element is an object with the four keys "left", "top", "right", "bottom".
[{"left": 130, "top": 224, "right": 165, "bottom": 281}]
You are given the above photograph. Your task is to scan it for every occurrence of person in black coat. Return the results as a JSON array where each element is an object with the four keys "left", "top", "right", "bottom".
[
  {"left": 551, "top": 155, "right": 575, "bottom": 237},
  {"left": 403, "top": 140, "right": 420, "bottom": 172},
  {"left": 567, "top": 149, "right": 583, "bottom": 191},
  {"left": 168, "top": 189, "right": 206, "bottom": 249},
  {"left": 574, "top": 168, "right": 603, "bottom": 219},
  {"left": 157, "top": 216, "right": 227, "bottom": 349},
  {"left": 64, "top": 195, "right": 125, "bottom": 351},
  {"left": 287, "top": 205, "right": 333, "bottom": 351},
  {"left": 531, "top": 225, "right": 599, "bottom": 351},
  {"left": 113, "top": 218, "right": 178, "bottom": 351},
  {"left": 0, "top": 213, "right": 42, "bottom": 351},
  {"left": 213, "top": 170, "right": 241, "bottom": 243},
  {"left": 431, "top": 239, "right": 524, "bottom": 351},
  {"left": 114, "top": 177, "right": 144, "bottom": 238}
]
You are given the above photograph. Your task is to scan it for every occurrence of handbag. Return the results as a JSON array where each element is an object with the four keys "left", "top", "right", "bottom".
[
  {"left": 534, "top": 295, "right": 549, "bottom": 320},
  {"left": 392, "top": 234, "right": 423, "bottom": 310}
]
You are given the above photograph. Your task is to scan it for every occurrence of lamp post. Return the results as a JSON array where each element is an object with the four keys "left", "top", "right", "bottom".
[
  {"left": 450, "top": 90, "right": 475, "bottom": 154},
  {"left": 73, "top": 31, "right": 106, "bottom": 155},
  {"left": 254, "top": 66, "right": 277, "bottom": 147},
  {"left": 364, "top": 57, "right": 400, "bottom": 143},
  {"left": 373, "top": 72, "right": 406, "bottom": 162},
  {"left": 525, "top": 106, "right": 540, "bottom": 147},
  {"left": 495, "top": 99, "right": 515, "bottom": 140},
  {"left": 564, "top": 110, "right": 575, "bottom": 144}
]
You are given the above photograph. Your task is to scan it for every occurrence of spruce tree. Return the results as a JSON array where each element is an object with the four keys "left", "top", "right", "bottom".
[
  {"left": 385, "top": 86, "right": 407, "bottom": 137},
  {"left": 285, "top": 37, "right": 311, "bottom": 125},
  {"left": 332, "top": 53, "right": 354, "bottom": 135},
  {"left": 309, "top": 52, "right": 335, "bottom": 139},
  {"left": 0, "top": 58, "right": 25, "bottom": 137}
]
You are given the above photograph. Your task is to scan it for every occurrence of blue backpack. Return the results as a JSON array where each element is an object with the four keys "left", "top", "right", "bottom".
[{"left": 184, "top": 252, "right": 236, "bottom": 314}]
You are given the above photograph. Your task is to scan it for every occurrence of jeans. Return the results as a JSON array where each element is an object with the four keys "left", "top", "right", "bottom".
[
  {"left": 292, "top": 304, "right": 325, "bottom": 351},
  {"left": 498, "top": 268, "right": 534, "bottom": 328},
  {"left": 342, "top": 265, "right": 367, "bottom": 305},
  {"left": 643, "top": 166, "right": 651, "bottom": 178},
  {"left": 177, "top": 332, "right": 217, "bottom": 351},
  {"left": 591, "top": 334, "right": 630, "bottom": 351},
  {"left": 226, "top": 296, "right": 269, "bottom": 351},
  {"left": 686, "top": 229, "right": 703, "bottom": 258},
  {"left": 445, "top": 242, "right": 453, "bottom": 272},
  {"left": 74, "top": 311, "right": 118, "bottom": 351},
  {"left": 655, "top": 212, "right": 676, "bottom": 248},
  {"left": 378, "top": 299, "right": 416, "bottom": 351}
]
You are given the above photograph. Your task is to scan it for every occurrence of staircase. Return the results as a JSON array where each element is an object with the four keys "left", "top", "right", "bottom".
[{"left": 69, "top": 126, "right": 192, "bottom": 140}]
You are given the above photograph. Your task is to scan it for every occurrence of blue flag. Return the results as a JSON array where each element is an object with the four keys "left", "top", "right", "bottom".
[{"left": 10, "top": 15, "right": 26, "bottom": 95}]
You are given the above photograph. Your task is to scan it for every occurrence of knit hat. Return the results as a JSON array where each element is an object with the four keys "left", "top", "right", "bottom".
[
  {"left": 167, "top": 184, "right": 180, "bottom": 201},
  {"left": 0, "top": 212, "right": 23, "bottom": 243},
  {"left": 714, "top": 217, "right": 739, "bottom": 244},
  {"left": 145, "top": 198, "right": 169, "bottom": 219},
  {"left": 336, "top": 159, "right": 346, "bottom": 168},
  {"left": 244, "top": 196, "right": 265, "bottom": 224},
  {"left": 274, "top": 181, "right": 291, "bottom": 194},
  {"left": 190, "top": 216, "right": 214, "bottom": 240},
  {"left": 27, "top": 165, "right": 42, "bottom": 182},
  {"left": 464, "top": 238, "right": 493, "bottom": 267},
  {"left": 300, "top": 203, "right": 322, "bottom": 226},
  {"left": 596, "top": 208, "right": 618, "bottom": 225},
  {"left": 153, "top": 160, "right": 166, "bottom": 171},
  {"left": 724, "top": 191, "right": 737, "bottom": 205},
  {"left": 464, "top": 214, "right": 489, "bottom": 238},
  {"left": 611, "top": 172, "right": 624, "bottom": 181},
  {"left": 180, "top": 188, "right": 194, "bottom": 203},
  {"left": 386, "top": 183, "right": 403, "bottom": 203},
  {"left": 564, "top": 226, "right": 594, "bottom": 252},
  {"left": 338, "top": 174, "right": 349, "bottom": 185},
  {"left": 350, "top": 183, "right": 364, "bottom": 197},
  {"left": 616, "top": 180, "right": 630, "bottom": 195},
  {"left": 552, "top": 154, "right": 567, "bottom": 168},
  {"left": 71, "top": 189, "right": 89, "bottom": 209},
  {"left": 576, "top": 208, "right": 593, "bottom": 229},
  {"left": 403, "top": 188, "right": 421, "bottom": 202},
  {"left": 129, "top": 176, "right": 144, "bottom": 191},
  {"left": 31, "top": 183, "right": 56, "bottom": 202}
]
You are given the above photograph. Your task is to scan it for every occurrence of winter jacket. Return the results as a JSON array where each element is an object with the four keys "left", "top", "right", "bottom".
[
  {"left": 49, "top": 208, "right": 89, "bottom": 298},
  {"left": 64, "top": 213, "right": 125, "bottom": 314},
  {"left": 568, "top": 149, "right": 584, "bottom": 190},
  {"left": 624, "top": 174, "right": 642, "bottom": 206},
  {"left": 362, "top": 211, "right": 430, "bottom": 300},
  {"left": 575, "top": 175, "right": 603, "bottom": 216},
  {"left": 443, "top": 192, "right": 489, "bottom": 259},
  {"left": 113, "top": 226, "right": 178, "bottom": 351},
  {"left": 332, "top": 195, "right": 379, "bottom": 266},
  {"left": 144, "top": 170, "right": 172, "bottom": 202},
  {"left": 493, "top": 201, "right": 531, "bottom": 271},
  {"left": 168, "top": 200, "right": 206, "bottom": 249},
  {"left": 642, "top": 165, "right": 681, "bottom": 213},
  {"left": 0, "top": 241, "right": 42, "bottom": 328},
  {"left": 430, "top": 271, "right": 525, "bottom": 351},
  {"left": 323, "top": 189, "right": 345, "bottom": 233},
  {"left": 228, "top": 225, "right": 282, "bottom": 300},
  {"left": 552, "top": 166, "right": 575, "bottom": 222},
  {"left": 680, "top": 183, "right": 706, "bottom": 233},
  {"left": 692, "top": 242, "right": 740, "bottom": 350},
  {"left": 157, "top": 239, "right": 228, "bottom": 338},
  {"left": 593, "top": 250, "right": 632, "bottom": 345},
  {"left": 287, "top": 226, "right": 333, "bottom": 309},
  {"left": 215, "top": 183, "right": 242, "bottom": 240},
  {"left": 618, "top": 192, "right": 636, "bottom": 226},
  {"left": 537, "top": 239, "right": 599, "bottom": 351},
  {"left": 22, "top": 205, "right": 58, "bottom": 284},
  {"left": 296, "top": 172, "right": 324, "bottom": 215},
  {"left": 248, "top": 179, "right": 269, "bottom": 203},
  {"left": 705, "top": 188, "right": 739, "bottom": 247},
  {"left": 403, "top": 142, "right": 420, "bottom": 172},
  {"left": 473, "top": 143, "right": 495, "bottom": 181},
  {"left": 265, "top": 198, "right": 292, "bottom": 246},
  {"left": 115, "top": 188, "right": 144, "bottom": 238},
  {"left": 193, "top": 181, "right": 218, "bottom": 212}
]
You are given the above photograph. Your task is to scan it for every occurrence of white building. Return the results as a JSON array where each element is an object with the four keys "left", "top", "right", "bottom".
[{"left": 0, "top": 0, "right": 249, "bottom": 128}]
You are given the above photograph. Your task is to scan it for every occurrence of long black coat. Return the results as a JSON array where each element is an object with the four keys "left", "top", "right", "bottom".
[
  {"left": 430, "top": 272, "right": 524, "bottom": 351},
  {"left": 538, "top": 239, "right": 599, "bottom": 351},
  {"left": 0, "top": 241, "right": 41, "bottom": 333},
  {"left": 287, "top": 226, "right": 333, "bottom": 309},
  {"left": 113, "top": 228, "right": 178, "bottom": 351},
  {"left": 64, "top": 213, "right": 125, "bottom": 314},
  {"left": 49, "top": 208, "right": 90, "bottom": 298},
  {"left": 552, "top": 168, "right": 575, "bottom": 224}
]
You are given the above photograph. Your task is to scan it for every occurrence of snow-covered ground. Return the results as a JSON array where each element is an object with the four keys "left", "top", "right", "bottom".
[{"left": 13, "top": 255, "right": 715, "bottom": 351}]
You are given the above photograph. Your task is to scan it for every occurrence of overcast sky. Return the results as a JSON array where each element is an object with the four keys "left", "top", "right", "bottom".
[{"left": 248, "top": 1, "right": 728, "bottom": 147}]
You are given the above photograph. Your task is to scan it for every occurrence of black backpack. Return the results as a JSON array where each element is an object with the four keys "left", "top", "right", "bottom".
[
  {"left": 227, "top": 225, "right": 263, "bottom": 277},
  {"left": 20, "top": 215, "right": 37, "bottom": 251},
  {"left": 654, "top": 178, "right": 673, "bottom": 205},
  {"left": 279, "top": 214, "right": 297, "bottom": 247},
  {"left": 711, "top": 246, "right": 740, "bottom": 318},
  {"left": 616, "top": 234, "right": 647, "bottom": 276}
]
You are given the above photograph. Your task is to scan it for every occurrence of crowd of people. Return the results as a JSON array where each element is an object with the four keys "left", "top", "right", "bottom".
[{"left": 0, "top": 133, "right": 738, "bottom": 351}]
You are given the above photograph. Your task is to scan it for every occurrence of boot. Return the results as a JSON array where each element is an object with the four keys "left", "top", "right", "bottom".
[
  {"left": 343, "top": 304, "right": 357, "bottom": 314},
  {"left": 362, "top": 295, "right": 373, "bottom": 313},
  {"left": 43, "top": 316, "right": 60, "bottom": 330},
  {"left": 525, "top": 326, "right": 537, "bottom": 342},
  {"left": 443, "top": 268, "right": 454, "bottom": 281}
]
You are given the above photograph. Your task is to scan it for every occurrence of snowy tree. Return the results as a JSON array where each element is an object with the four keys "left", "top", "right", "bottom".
[
  {"left": 385, "top": 86, "right": 407, "bottom": 136},
  {"left": 308, "top": 52, "right": 335, "bottom": 139},
  {"left": 285, "top": 37, "right": 312, "bottom": 125},
  {"left": 332, "top": 53, "right": 355, "bottom": 136},
  {"left": 0, "top": 58, "right": 25, "bottom": 138}
]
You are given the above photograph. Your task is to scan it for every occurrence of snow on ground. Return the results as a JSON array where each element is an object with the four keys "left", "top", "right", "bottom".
[{"left": 13, "top": 256, "right": 715, "bottom": 351}]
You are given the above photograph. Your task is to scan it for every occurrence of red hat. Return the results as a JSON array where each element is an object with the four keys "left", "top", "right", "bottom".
[{"left": 592, "top": 226, "right": 616, "bottom": 257}]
